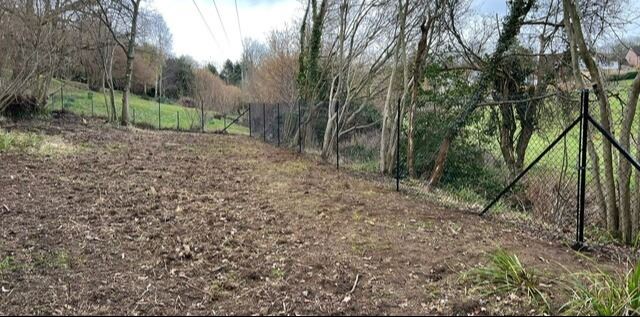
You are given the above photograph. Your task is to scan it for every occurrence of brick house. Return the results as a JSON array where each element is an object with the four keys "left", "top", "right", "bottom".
[{"left": 627, "top": 46, "right": 640, "bottom": 68}]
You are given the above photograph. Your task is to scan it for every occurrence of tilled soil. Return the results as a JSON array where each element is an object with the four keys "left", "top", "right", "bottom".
[{"left": 0, "top": 115, "right": 623, "bottom": 315}]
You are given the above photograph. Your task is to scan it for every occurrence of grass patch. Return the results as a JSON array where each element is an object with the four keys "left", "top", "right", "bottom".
[
  {"left": 0, "top": 256, "right": 17, "bottom": 273},
  {"left": 0, "top": 129, "right": 77, "bottom": 156},
  {"left": 34, "top": 250, "right": 71, "bottom": 270},
  {"left": 561, "top": 262, "right": 640, "bottom": 316},
  {"left": 270, "top": 267, "right": 286, "bottom": 279},
  {"left": 48, "top": 80, "right": 248, "bottom": 135},
  {"left": 463, "top": 249, "right": 548, "bottom": 306}
]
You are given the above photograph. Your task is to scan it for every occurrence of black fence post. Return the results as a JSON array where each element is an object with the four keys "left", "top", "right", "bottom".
[
  {"left": 61, "top": 86, "right": 64, "bottom": 111},
  {"left": 133, "top": 108, "right": 136, "bottom": 125},
  {"left": 277, "top": 103, "right": 281, "bottom": 147},
  {"left": 574, "top": 89, "right": 589, "bottom": 250},
  {"left": 396, "top": 101, "right": 401, "bottom": 192},
  {"left": 336, "top": 101, "right": 340, "bottom": 170},
  {"left": 249, "top": 104, "right": 253, "bottom": 137},
  {"left": 158, "top": 98, "right": 161, "bottom": 130},
  {"left": 91, "top": 93, "right": 94, "bottom": 116},
  {"left": 298, "top": 100, "right": 302, "bottom": 153},
  {"left": 177, "top": 111, "right": 180, "bottom": 130},
  {"left": 201, "top": 105, "right": 205, "bottom": 133},
  {"left": 224, "top": 114, "right": 226, "bottom": 132},
  {"left": 481, "top": 116, "right": 582, "bottom": 216},
  {"left": 263, "top": 103, "right": 266, "bottom": 143}
]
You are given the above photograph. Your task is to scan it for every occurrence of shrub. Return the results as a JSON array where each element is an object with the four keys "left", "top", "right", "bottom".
[
  {"left": 562, "top": 262, "right": 640, "bottom": 316},
  {"left": 463, "top": 249, "right": 547, "bottom": 305},
  {"left": 608, "top": 71, "right": 638, "bottom": 82},
  {"left": 1, "top": 95, "right": 41, "bottom": 119},
  {"left": 409, "top": 110, "right": 506, "bottom": 199}
]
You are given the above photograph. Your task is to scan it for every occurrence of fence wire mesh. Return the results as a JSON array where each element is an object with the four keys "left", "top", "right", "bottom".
[{"left": 43, "top": 83, "right": 640, "bottom": 247}]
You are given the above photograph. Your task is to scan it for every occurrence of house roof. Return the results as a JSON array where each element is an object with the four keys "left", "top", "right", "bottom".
[{"left": 632, "top": 46, "right": 640, "bottom": 55}]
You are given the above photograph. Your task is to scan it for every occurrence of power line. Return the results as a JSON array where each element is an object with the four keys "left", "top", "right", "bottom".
[
  {"left": 212, "top": 0, "right": 231, "bottom": 44},
  {"left": 234, "top": 0, "right": 245, "bottom": 51},
  {"left": 234, "top": 0, "right": 245, "bottom": 83},
  {"left": 192, "top": 0, "right": 221, "bottom": 50}
]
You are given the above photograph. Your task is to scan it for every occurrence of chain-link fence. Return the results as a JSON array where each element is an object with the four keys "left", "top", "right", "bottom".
[
  {"left": 247, "top": 102, "right": 303, "bottom": 151},
  {"left": 481, "top": 89, "right": 640, "bottom": 248},
  {"left": 240, "top": 90, "right": 640, "bottom": 248},
  {"left": 45, "top": 83, "right": 247, "bottom": 134},
  {"left": 44, "top": 83, "right": 640, "bottom": 248}
]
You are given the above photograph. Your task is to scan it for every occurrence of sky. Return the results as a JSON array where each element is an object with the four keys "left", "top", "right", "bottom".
[
  {"left": 150, "top": 0, "right": 512, "bottom": 66},
  {"left": 149, "top": 0, "right": 302, "bottom": 66},
  {"left": 150, "top": 0, "right": 640, "bottom": 66}
]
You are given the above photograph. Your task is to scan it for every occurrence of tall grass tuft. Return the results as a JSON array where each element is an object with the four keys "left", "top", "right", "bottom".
[
  {"left": 464, "top": 249, "right": 547, "bottom": 305},
  {"left": 562, "top": 262, "right": 640, "bottom": 316}
]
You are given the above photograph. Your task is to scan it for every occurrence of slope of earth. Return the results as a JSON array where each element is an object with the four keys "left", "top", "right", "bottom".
[{"left": 0, "top": 114, "right": 621, "bottom": 315}]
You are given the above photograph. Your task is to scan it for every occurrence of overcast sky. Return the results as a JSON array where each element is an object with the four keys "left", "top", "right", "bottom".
[
  {"left": 149, "top": 0, "right": 301, "bottom": 66},
  {"left": 151, "top": 0, "right": 640, "bottom": 66}
]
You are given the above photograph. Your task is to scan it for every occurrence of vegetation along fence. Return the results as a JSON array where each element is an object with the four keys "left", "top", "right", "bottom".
[
  {"left": 240, "top": 88, "right": 640, "bottom": 250},
  {"left": 46, "top": 82, "right": 640, "bottom": 249},
  {"left": 46, "top": 83, "right": 247, "bottom": 135}
]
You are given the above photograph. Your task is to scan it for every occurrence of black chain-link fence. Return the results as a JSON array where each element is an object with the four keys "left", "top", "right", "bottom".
[
  {"left": 240, "top": 91, "right": 640, "bottom": 248},
  {"left": 46, "top": 83, "right": 640, "bottom": 247},
  {"left": 46, "top": 83, "right": 247, "bottom": 134},
  {"left": 481, "top": 89, "right": 640, "bottom": 248},
  {"left": 247, "top": 102, "right": 303, "bottom": 151}
]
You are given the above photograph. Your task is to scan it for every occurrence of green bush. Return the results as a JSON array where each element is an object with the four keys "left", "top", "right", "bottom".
[
  {"left": 562, "top": 262, "right": 640, "bottom": 316},
  {"left": 608, "top": 71, "right": 638, "bottom": 82},
  {"left": 463, "top": 249, "right": 547, "bottom": 305},
  {"left": 408, "top": 110, "right": 506, "bottom": 200}
]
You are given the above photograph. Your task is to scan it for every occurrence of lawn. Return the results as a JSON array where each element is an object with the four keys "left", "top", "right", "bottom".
[{"left": 47, "top": 80, "right": 249, "bottom": 135}]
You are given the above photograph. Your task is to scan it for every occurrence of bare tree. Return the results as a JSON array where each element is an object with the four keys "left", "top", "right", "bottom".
[
  {"left": 405, "top": 0, "right": 447, "bottom": 177},
  {"left": 0, "top": 1, "right": 85, "bottom": 113},
  {"left": 95, "top": 0, "right": 143, "bottom": 126},
  {"left": 319, "top": 0, "right": 397, "bottom": 160},
  {"left": 426, "top": 0, "right": 536, "bottom": 188}
]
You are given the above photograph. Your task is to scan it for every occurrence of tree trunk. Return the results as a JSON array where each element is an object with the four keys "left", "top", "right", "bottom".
[
  {"left": 102, "top": 71, "right": 110, "bottom": 119},
  {"left": 408, "top": 18, "right": 432, "bottom": 178},
  {"left": 426, "top": 0, "right": 535, "bottom": 188},
  {"left": 618, "top": 73, "right": 640, "bottom": 242},
  {"left": 380, "top": 55, "right": 399, "bottom": 173},
  {"left": 321, "top": 0, "right": 347, "bottom": 160},
  {"left": 102, "top": 45, "right": 117, "bottom": 122},
  {"left": 379, "top": 0, "right": 408, "bottom": 174},
  {"left": 562, "top": 0, "right": 607, "bottom": 226},
  {"left": 564, "top": 0, "right": 620, "bottom": 239},
  {"left": 622, "top": 73, "right": 640, "bottom": 239},
  {"left": 120, "top": 0, "right": 141, "bottom": 126}
]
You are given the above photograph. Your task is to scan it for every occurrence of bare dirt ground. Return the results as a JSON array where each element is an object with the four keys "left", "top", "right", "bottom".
[{"left": 0, "top": 114, "right": 624, "bottom": 315}]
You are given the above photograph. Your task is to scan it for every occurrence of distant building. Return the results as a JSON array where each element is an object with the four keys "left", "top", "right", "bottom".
[{"left": 627, "top": 46, "right": 640, "bottom": 68}]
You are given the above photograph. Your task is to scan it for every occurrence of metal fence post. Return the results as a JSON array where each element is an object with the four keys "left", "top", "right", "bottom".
[
  {"left": 263, "top": 103, "right": 266, "bottom": 143},
  {"left": 133, "top": 108, "right": 136, "bottom": 124},
  {"left": 158, "top": 99, "right": 161, "bottom": 130},
  {"left": 574, "top": 89, "right": 589, "bottom": 250},
  {"left": 61, "top": 86, "right": 64, "bottom": 111},
  {"left": 336, "top": 101, "right": 340, "bottom": 170},
  {"left": 224, "top": 114, "right": 226, "bottom": 132},
  {"left": 177, "top": 111, "right": 180, "bottom": 130},
  {"left": 90, "top": 93, "right": 94, "bottom": 116},
  {"left": 201, "top": 105, "right": 205, "bottom": 133},
  {"left": 298, "top": 100, "right": 302, "bottom": 153},
  {"left": 277, "top": 103, "right": 281, "bottom": 147},
  {"left": 396, "top": 101, "right": 401, "bottom": 192},
  {"left": 249, "top": 104, "right": 253, "bottom": 137}
]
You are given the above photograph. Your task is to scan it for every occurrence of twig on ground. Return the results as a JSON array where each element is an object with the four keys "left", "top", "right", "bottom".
[{"left": 348, "top": 274, "right": 360, "bottom": 295}]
